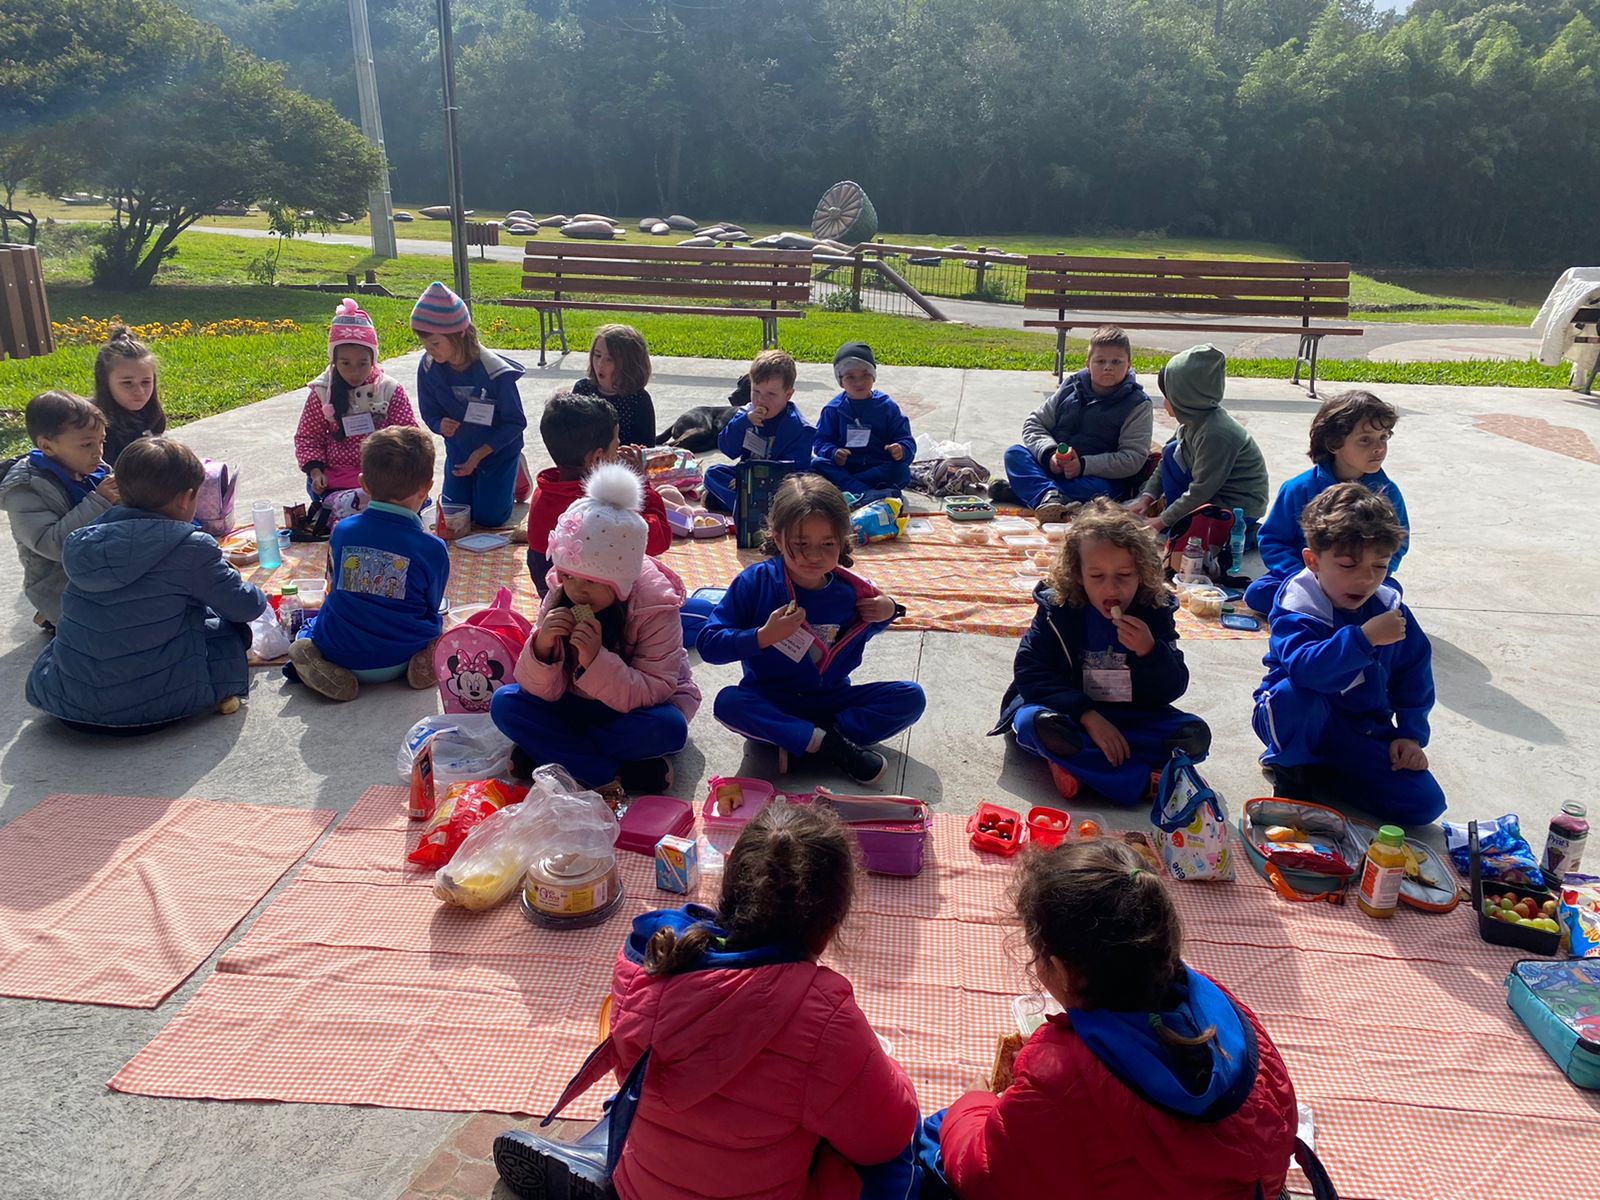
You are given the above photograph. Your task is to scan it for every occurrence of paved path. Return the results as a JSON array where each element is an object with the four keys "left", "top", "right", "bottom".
[
  {"left": 3, "top": 356, "right": 1596, "bottom": 1199},
  {"left": 191, "top": 225, "right": 1536, "bottom": 363}
]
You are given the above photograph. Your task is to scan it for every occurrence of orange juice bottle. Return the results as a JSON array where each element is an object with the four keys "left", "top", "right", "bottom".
[{"left": 1357, "top": 825, "right": 1407, "bottom": 918}]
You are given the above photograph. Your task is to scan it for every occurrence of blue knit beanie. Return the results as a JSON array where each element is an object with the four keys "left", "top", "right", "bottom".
[{"left": 410, "top": 281, "right": 471, "bottom": 334}]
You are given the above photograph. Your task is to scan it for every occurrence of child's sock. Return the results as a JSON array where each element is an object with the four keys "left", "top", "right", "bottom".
[{"left": 806, "top": 727, "right": 826, "bottom": 754}]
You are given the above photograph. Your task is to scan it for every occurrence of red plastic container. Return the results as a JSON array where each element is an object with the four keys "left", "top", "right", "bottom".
[
  {"left": 616, "top": 794, "right": 694, "bottom": 856},
  {"left": 700, "top": 776, "right": 777, "bottom": 848},
  {"left": 968, "top": 802, "right": 1025, "bottom": 856},
  {"left": 1026, "top": 806, "right": 1072, "bottom": 848}
]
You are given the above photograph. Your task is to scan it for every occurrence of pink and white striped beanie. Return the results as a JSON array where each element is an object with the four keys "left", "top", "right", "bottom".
[{"left": 328, "top": 298, "right": 379, "bottom": 357}]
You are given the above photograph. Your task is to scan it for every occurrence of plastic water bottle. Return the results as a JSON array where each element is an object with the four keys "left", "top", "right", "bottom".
[
  {"left": 1181, "top": 536, "right": 1205, "bottom": 578},
  {"left": 1230, "top": 507, "right": 1247, "bottom": 569},
  {"left": 278, "top": 584, "right": 302, "bottom": 639},
  {"left": 253, "top": 501, "right": 281, "bottom": 570}
]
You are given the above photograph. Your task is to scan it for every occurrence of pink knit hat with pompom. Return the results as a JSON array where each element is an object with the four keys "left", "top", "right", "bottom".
[
  {"left": 547, "top": 463, "right": 649, "bottom": 600},
  {"left": 329, "top": 298, "right": 379, "bottom": 357}
]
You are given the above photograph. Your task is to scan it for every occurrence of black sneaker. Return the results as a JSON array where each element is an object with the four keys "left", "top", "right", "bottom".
[
  {"left": 1033, "top": 493, "right": 1072, "bottom": 524},
  {"left": 821, "top": 728, "right": 886, "bottom": 786},
  {"left": 1166, "top": 719, "right": 1212, "bottom": 760},
  {"left": 1263, "top": 762, "right": 1312, "bottom": 801},
  {"left": 509, "top": 746, "right": 537, "bottom": 781},
  {"left": 1033, "top": 712, "right": 1084, "bottom": 759},
  {"left": 618, "top": 756, "right": 673, "bottom": 794},
  {"left": 987, "top": 477, "right": 1017, "bottom": 504},
  {"left": 493, "top": 1127, "right": 610, "bottom": 1199}
]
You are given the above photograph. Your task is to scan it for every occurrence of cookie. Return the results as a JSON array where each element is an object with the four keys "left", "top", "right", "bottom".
[{"left": 570, "top": 603, "right": 594, "bottom": 625}]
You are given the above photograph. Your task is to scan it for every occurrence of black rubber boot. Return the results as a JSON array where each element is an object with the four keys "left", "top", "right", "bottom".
[{"left": 493, "top": 1126, "right": 612, "bottom": 1199}]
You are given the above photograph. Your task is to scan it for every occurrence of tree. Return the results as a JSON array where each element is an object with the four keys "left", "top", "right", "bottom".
[{"left": 15, "top": 0, "right": 382, "bottom": 287}]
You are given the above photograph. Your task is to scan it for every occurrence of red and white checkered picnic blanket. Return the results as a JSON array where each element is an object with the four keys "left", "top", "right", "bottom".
[
  {"left": 110, "top": 790, "right": 1600, "bottom": 1199},
  {"left": 0, "top": 795, "right": 333, "bottom": 1008}
]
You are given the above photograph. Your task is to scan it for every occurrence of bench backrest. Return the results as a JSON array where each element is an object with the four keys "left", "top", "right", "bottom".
[
  {"left": 521, "top": 243, "right": 812, "bottom": 309},
  {"left": 1024, "top": 256, "right": 1351, "bottom": 324},
  {"left": 465, "top": 222, "right": 500, "bottom": 247}
]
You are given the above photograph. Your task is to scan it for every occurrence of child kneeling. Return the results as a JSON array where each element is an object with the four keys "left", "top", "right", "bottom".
[
  {"left": 935, "top": 839, "right": 1298, "bottom": 1198},
  {"left": 492, "top": 463, "right": 699, "bottom": 799},
  {"left": 1253, "top": 483, "right": 1444, "bottom": 823},
  {"left": 27, "top": 438, "right": 266, "bottom": 733},
  {"left": 495, "top": 803, "right": 920, "bottom": 1200},
  {"left": 288, "top": 427, "right": 449, "bottom": 702},
  {"left": 992, "top": 499, "right": 1209, "bottom": 806}
]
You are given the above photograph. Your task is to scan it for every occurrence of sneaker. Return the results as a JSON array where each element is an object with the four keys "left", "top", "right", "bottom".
[
  {"left": 1262, "top": 762, "right": 1312, "bottom": 801},
  {"left": 493, "top": 1127, "right": 609, "bottom": 1200},
  {"left": 509, "top": 746, "right": 536, "bottom": 781},
  {"left": 1033, "top": 493, "right": 1072, "bottom": 524},
  {"left": 987, "top": 477, "right": 1017, "bottom": 504},
  {"left": 821, "top": 728, "right": 886, "bottom": 786},
  {"left": 1033, "top": 711, "right": 1084, "bottom": 759},
  {"left": 32, "top": 611, "right": 55, "bottom": 637},
  {"left": 619, "top": 756, "right": 673, "bottom": 794},
  {"left": 406, "top": 645, "right": 437, "bottom": 690},
  {"left": 287, "top": 639, "right": 358, "bottom": 702},
  {"left": 216, "top": 695, "right": 241, "bottom": 716},
  {"left": 1166, "top": 718, "right": 1212, "bottom": 760}
]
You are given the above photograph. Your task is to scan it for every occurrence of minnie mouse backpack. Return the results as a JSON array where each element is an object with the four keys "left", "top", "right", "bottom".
[
  {"left": 195, "top": 460, "right": 239, "bottom": 537},
  {"left": 433, "top": 587, "right": 531, "bottom": 713}
]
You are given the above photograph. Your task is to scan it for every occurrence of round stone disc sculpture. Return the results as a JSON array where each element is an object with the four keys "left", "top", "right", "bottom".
[
  {"left": 561, "top": 220, "right": 619, "bottom": 239},
  {"left": 811, "top": 181, "right": 878, "bottom": 245}
]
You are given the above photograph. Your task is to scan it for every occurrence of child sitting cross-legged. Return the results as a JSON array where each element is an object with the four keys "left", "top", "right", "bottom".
[
  {"left": 934, "top": 839, "right": 1298, "bottom": 1199},
  {"left": 525, "top": 390, "right": 674, "bottom": 598},
  {"left": 494, "top": 802, "right": 921, "bottom": 1200},
  {"left": 26, "top": 438, "right": 266, "bottom": 733},
  {"left": 991, "top": 499, "right": 1209, "bottom": 806},
  {"left": 492, "top": 463, "right": 700, "bottom": 802},
  {"left": 1253, "top": 483, "right": 1444, "bottom": 824},
  {"left": 0, "top": 391, "right": 119, "bottom": 634},
  {"left": 702, "top": 348, "right": 816, "bottom": 513},
  {"left": 809, "top": 342, "right": 916, "bottom": 502},
  {"left": 698, "top": 473, "right": 923, "bottom": 786},
  {"left": 286, "top": 427, "right": 449, "bottom": 702}
]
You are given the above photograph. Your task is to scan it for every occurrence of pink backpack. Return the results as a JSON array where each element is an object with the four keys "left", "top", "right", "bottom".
[
  {"left": 433, "top": 587, "right": 532, "bottom": 713},
  {"left": 196, "top": 460, "right": 239, "bottom": 537}
]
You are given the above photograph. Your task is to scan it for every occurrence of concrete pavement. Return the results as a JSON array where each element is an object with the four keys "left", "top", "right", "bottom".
[{"left": 2, "top": 350, "right": 1597, "bottom": 1199}]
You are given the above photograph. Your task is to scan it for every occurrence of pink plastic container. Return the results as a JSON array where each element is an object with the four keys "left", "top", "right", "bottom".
[
  {"left": 701, "top": 776, "right": 777, "bottom": 848},
  {"left": 616, "top": 794, "right": 694, "bottom": 856}
]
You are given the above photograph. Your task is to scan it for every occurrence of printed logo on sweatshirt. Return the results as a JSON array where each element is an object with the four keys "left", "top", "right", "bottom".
[{"left": 339, "top": 546, "right": 410, "bottom": 599}]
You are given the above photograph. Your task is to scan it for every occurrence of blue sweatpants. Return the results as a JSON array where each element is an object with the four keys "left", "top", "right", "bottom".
[
  {"left": 810, "top": 457, "right": 912, "bottom": 496},
  {"left": 490, "top": 686, "right": 688, "bottom": 789},
  {"left": 713, "top": 681, "right": 925, "bottom": 757},
  {"left": 1252, "top": 679, "right": 1446, "bottom": 824},
  {"left": 442, "top": 444, "right": 521, "bottom": 528},
  {"left": 1012, "top": 702, "right": 1209, "bottom": 807},
  {"left": 1001, "top": 444, "right": 1115, "bottom": 510},
  {"left": 702, "top": 462, "right": 737, "bottom": 511}
]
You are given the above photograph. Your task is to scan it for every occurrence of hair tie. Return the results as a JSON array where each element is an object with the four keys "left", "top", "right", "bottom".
[{"left": 1129, "top": 868, "right": 1147, "bottom": 881}]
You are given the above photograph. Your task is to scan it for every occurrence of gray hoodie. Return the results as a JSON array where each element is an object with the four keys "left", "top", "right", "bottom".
[
  {"left": 0, "top": 454, "right": 114, "bottom": 624},
  {"left": 1141, "top": 345, "right": 1269, "bottom": 525}
]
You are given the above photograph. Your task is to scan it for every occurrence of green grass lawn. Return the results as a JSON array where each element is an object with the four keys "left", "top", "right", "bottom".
[{"left": 0, "top": 225, "right": 1568, "bottom": 456}]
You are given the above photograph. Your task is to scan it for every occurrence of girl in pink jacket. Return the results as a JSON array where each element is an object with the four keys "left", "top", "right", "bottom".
[
  {"left": 489, "top": 462, "right": 699, "bottom": 800},
  {"left": 496, "top": 803, "right": 922, "bottom": 1200}
]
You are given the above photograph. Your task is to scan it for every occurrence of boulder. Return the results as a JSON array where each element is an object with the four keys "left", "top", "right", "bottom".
[
  {"left": 392, "top": 210, "right": 414, "bottom": 222},
  {"left": 561, "top": 220, "right": 619, "bottom": 239},
  {"left": 677, "top": 236, "right": 716, "bottom": 247},
  {"left": 571, "top": 213, "right": 617, "bottom": 226},
  {"left": 505, "top": 222, "right": 539, "bottom": 236},
  {"left": 419, "top": 204, "right": 475, "bottom": 220},
  {"left": 537, "top": 215, "right": 570, "bottom": 227},
  {"left": 665, "top": 214, "right": 697, "bottom": 231},
  {"left": 758, "top": 231, "right": 821, "bottom": 251},
  {"left": 694, "top": 224, "right": 725, "bottom": 236},
  {"left": 504, "top": 209, "right": 534, "bottom": 221},
  {"left": 720, "top": 231, "right": 751, "bottom": 242},
  {"left": 639, "top": 216, "right": 662, "bottom": 231},
  {"left": 650, "top": 222, "right": 671, "bottom": 235}
]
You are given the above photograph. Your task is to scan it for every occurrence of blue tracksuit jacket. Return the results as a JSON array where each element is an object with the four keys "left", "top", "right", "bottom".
[
  {"left": 415, "top": 347, "right": 527, "bottom": 467},
  {"left": 311, "top": 501, "right": 449, "bottom": 669},
  {"left": 718, "top": 402, "right": 816, "bottom": 467},
  {"left": 811, "top": 390, "right": 916, "bottom": 475},
  {"left": 1258, "top": 464, "right": 1409, "bottom": 580}
]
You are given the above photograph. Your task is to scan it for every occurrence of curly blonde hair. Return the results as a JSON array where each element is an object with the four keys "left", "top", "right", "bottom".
[{"left": 1044, "top": 498, "right": 1169, "bottom": 609}]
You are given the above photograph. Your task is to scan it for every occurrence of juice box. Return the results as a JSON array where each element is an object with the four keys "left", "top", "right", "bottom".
[{"left": 656, "top": 834, "right": 700, "bottom": 894}]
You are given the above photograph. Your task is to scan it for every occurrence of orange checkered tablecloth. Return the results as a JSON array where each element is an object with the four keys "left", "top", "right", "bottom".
[
  {"left": 0, "top": 795, "right": 334, "bottom": 1008},
  {"left": 110, "top": 789, "right": 1598, "bottom": 1200},
  {"left": 252, "top": 516, "right": 1264, "bottom": 643}
]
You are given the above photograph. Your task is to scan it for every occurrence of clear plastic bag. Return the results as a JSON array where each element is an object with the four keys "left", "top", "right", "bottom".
[
  {"left": 396, "top": 713, "right": 513, "bottom": 785},
  {"left": 434, "top": 765, "right": 620, "bottom": 910},
  {"left": 247, "top": 606, "right": 292, "bottom": 664}
]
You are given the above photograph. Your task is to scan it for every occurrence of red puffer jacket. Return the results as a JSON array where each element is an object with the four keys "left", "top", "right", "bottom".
[
  {"left": 607, "top": 935, "right": 919, "bottom": 1200},
  {"left": 941, "top": 980, "right": 1297, "bottom": 1200}
]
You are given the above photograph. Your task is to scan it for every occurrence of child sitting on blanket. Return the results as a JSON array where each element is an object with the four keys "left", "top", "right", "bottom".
[
  {"left": 809, "top": 342, "right": 916, "bottom": 501},
  {"left": 286, "top": 427, "right": 449, "bottom": 702},
  {"left": 27, "top": 437, "right": 266, "bottom": 733},
  {"left": 492, "top": 463, "right": 699, "bottom": 803},
  {"left": 1244, "top": 389, "right": 1408, "bottom": 615},
  {"left": 524, "top": 390, "right": 677, "bottom": 598},
  {"left": 698, "top": 472, "right": 923, "bottom": 786},
  {"left": 990, "top": 499, "right": 1209, "bottom": 806},
  {"left": 703, "top": 348, "right": 816, "bottom": 513},
  {"left": 1252, "top": 483, "right": 1444, "bottom": 823},
  {"left": 494, "top": 802, "right": 921, "bottom": 1200},
  {"left": 932, "top": 838, "right": 1298, "bottom": 1199}
]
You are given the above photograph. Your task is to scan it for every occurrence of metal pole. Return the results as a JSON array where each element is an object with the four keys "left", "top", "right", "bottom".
[
  {"left": 436, "top": 0, "right": 471, "bottom": 305},
  {"left": 349, "top": 0, "right": 397, "bottom": 259}
]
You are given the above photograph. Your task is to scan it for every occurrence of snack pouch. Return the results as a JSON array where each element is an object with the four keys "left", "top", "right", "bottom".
[
  {"left": 1563, "top": 874, "right": 1600, "bottom": 958},
  {"left": 1443, "top": 813, "right": 1544, "bottom": 888},
  {"left": 408, "top": 778, "right": 528, "bottom": 870},
  {"left": 851, "top": 497, "right": 907, "bottom": 544}
]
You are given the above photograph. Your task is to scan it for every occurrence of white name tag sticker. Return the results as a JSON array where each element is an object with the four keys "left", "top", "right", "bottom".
[
  {"left": 742, "top": 427, "right": 768, "bottom": 456},
  {"left": 342, "top": 412, "right": 376, "bottom": 437},
  {"left": 464, "top": 400, "right": 496, "bottom": 426},
  {"left": 1083, "top": 668, "right": 1133, "bottom": 703},
  {"left": 772, "top": 627, "right": 813, "bottom": 662},
  {"left": 845, "top": 425, "right": 872, "bottom": 448}
]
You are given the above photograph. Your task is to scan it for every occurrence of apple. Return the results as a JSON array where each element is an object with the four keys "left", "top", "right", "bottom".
[{"left": 1542, "top": 900, "right": 1559, "bottom": 918}]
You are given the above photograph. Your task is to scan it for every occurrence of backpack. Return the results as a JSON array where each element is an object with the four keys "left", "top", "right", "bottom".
[
  {"left": 1165, "top": 503, "right": 1236, "bottom": 576},
  {"left": 734, "top": 460, "right": 801, "bottom": 549},
  {"left": 196, "top": 460, "right": 238, "bottom": 537},
  {"left": 433, "top": 587, "right": 532, "bottom": 713}
]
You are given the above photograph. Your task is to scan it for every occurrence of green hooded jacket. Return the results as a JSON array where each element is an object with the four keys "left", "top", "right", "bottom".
[{"left": 1142, "top": 345, "right": 1268, "bottom": 526}]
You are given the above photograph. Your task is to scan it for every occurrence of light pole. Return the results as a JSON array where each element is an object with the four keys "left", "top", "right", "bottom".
[
  {"left": 349, "top": 0, "right": 397, "bottom": 259},
  {"left": 436, "top": 0, "right": 471, "bottom": 305}
]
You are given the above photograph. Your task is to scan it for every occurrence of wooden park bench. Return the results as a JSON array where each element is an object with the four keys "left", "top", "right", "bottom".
[
  {"left": 1024, "top": 256, "right": 1363, "bottom": 397},
  {"left": 505, "top": 243, "right": 812, "bottom": 365}
]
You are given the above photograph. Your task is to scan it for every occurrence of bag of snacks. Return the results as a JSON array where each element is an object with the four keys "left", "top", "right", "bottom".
[
  {"left": 408, "top": 778, "right": 528, "bottom": 870},
  {"left": 1443, "top": 813, "right": 1544, "bottom": 888},
  {"left": 1562, "top": 874, "right": 1600, "bottom": 958}
]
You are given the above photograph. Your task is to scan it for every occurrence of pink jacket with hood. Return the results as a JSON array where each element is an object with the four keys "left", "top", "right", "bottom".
[
  {"left": 511, "top": 556, "right": 700, "bottom": 720},
  {"left": 606, "top": 907, "right": 920, "bottom": 1200}
]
